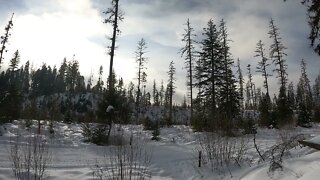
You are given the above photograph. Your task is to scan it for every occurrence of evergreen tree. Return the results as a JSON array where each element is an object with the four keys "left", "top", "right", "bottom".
[
  {"left": 93, "top": 65, "right": 104, "bottom": 94},
  {"left": 135, "top": 38, "right": 148, "bottom": 108},
  {"left": 268, "top": 18, "right": 291, "bottom": 126},
  {"left": 127, "top": 81, "right": 135, "bottom": 103},
  {"left": 287, "top": 82, "right": 296, "bottom": 112},
  {"left": 236, "top": 59, "right": 244, "bottom": 114},
  {"left": 22, "top": 61, "right": 30, "bottom": 94},
  {"left": 167, "top": 61, "right": 176, "bottom": 125},
  {"left": 301, "top": 0, "right": 320, "bottom": 55},
  {"left": 0, "top": 50, "right": 22, "bottom": 121},
  {"left": 255, "top": 40, "right": 271, "bottom": 96},
  {"left": 56, "top": 58, "right": 68, "bottom": 93},
  {"left": 296, "top": 59, "right": 313, "bottom": 127},
  {"left": 195, "top": 19, "right": 222, "bottom": 128},
  {"left": 218, "top": 19, "right": 240, "bottom": 132},
  {"left": 313, "top": 72, "right": 320, "bottom": 122},
  {"left": 254, "top": 40, "right": 272, "bottom": 126},
  {"left": 104, "top": 0, "right": 123, "bottom": 94},
  {"left": 269, "top": 18, "right": 288, "bottom": 88},
  {"left": 159, "top": 80, "right": 165, "bottom": 106},
  {"left": 152, "top": 80, "right": 160, "bottom": 106},
  {"left": 0, "top": 13, "right": 14, "bottom": 68},
  {"left": 246, "top": 64, "right": 255, "bottom": 111},
  {"left": 180, "top": 18, "right": 196, "bottom": 122}
]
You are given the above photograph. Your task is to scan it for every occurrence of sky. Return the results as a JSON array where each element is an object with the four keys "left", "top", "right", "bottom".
[{"left": 0, "top": 0, "right": 320, "bottom": 103}]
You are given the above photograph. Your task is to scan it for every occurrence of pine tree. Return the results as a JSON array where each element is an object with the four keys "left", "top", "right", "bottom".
[
  {"left": 268, "top": 18, "right": 291, "bottom": 126},
  {"left": 218, "top": 19, "right": 240, "bottom": 132},
  {"left": 56, "top": 58, "right": 68, "bottom": 93},
  {"left": 254, "top": 40, "right": 272, "bottom": 126},
  {"left": 180, "top": 18, "right": 196, "bottom": 122},
  {"left": 236, "top": 59, "right": 244, "bottom": 114},
  {"left": 313, "top": 72, "right": 320, "bottom": 122},
  {"left": 135, "top": 38, "right": 148, "bottom": 110},
  {"left": 0, "top": 13, "right": 14, "bottom": 68},
  {"left": 301, "top": 0, "right": 320, "bottom": 55},
  {"left": 296, "top": 59, "right": 313, "bottom": 127},
  {"left": 246, "top": 64, "right": 255, "bottom": 111},
  {"left": 269, "top": 19, "right": 288, "bottom": 88},
  {"left": 195, "top": 19, "right": 222, "bottom": 128},
  {"left": 287, "top": 82, "right": 295, "bottom": 112},
  {"left": 255, "top": 40, "right": 271, "bottom": 96},
  {"left": 167, "top": 61, "right": 176, "bottom": 125},
  {"left": 104, "top": 0, "right": 123, "bottom": 94},
  {"left": 22, "top": 61, "right": 30, "bottom": 94},
  {"left": 159, "top": 80, "right": 165, "bottom": 106},
  {"left": 94, "top": 65, "right": 104, "bottom": 94},
  {"left": 152, "top": 80, "right": 160, "bottom": 106}
]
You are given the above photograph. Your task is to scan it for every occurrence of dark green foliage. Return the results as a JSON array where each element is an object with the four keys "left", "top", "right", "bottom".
[
  {"left": 143, "top": 117, "right": 154, "bottom": 130},
  {"left": 82, "top": 123, "right": 110, "bottom": 146},
  {"left": 218, "top": 19, "right": 240, "bottom": 133},
  {"left": 167, "top": 61, "right": 176, "bottom": 125},
  {"left": 258, "top": 93, "right": 272, "bottom": 127},
  {"left": 296, "top": 59, "right": 313, "bottom": 127},
  {"left": 275, "top": 86, "right": 293, "bottom": 127},
  {"left": 301, "top": 0, "right": 320, "bottom": 55},
  {"left": 242, "top": 114, "right": 257, "bottom": 135},
  {"left": 151, "top": 124, "right": 160, "bottom": 141}
]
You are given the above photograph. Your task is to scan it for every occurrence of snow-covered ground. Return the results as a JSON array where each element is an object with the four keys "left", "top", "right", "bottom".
[{"left": 0, "top": 120, "right": 320, "bottom": 179}]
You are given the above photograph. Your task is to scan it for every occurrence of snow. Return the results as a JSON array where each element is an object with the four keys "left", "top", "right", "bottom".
[{"left": 0, "top": 120, "right": 320, "bottom": 179}]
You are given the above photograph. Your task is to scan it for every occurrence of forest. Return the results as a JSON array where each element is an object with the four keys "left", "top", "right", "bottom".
[{"left": 0, "top": 0, "right": 320, "bottom": 179}]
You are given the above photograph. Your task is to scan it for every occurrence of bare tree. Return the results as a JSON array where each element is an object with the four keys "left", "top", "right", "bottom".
[{"left": 180, "top": 18, "right": 196, "bottom": 122}]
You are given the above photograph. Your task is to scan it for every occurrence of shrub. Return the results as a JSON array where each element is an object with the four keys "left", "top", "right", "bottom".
[
  {"left": 92, "top": 133, "right": 152, "bottom": 179},
  {"left": 9, "top": 134, "right": 50, "bottom": 180}
]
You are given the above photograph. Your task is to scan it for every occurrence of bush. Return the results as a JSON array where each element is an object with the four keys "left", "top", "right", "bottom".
[
  {"left": 9, "top": 134, "right": 50, "bottom": 180},
  {"left": 92, "top": 133, "right": 152, "bottom": 179},
  {"left": 151, "top": 123, "right": 160, "bottom": 141},
  {"left": 82, "top": 123, "right": 110, "bottom": 145},
  {"left": 196, "top": 132, "right": 249, "bottom": 176}
]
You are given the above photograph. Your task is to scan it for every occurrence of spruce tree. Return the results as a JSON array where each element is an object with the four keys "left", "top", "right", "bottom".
[
  {"left": 167, "top": 61, "right": 176, "bottom": 125},
  {"left": 236, "top": 59, "right": 244, "bottom": 114},
  {"left": 195, "top": 19, "right": 222, "bottom": 128},
  {"left": 135, "top": 38, "right": 148, "bottom": 109},
  {"left": 313, "top": 72, "right": 320, "bottom": 122},
  {"left": 296, "top": 59, "right": 313, "bottom": 127},
  {"left": 218, "top": 19, "right": 240, "bottom": 132},
  {"left": 159, "top": 80, "right": 165, "bottom": 106},
  {"left": 254, "top": 40, "right": 272, "bottom": 126},
  {"left": 302, "top": 0, "right": 320, "bottom": 55},
  {"left": 255, "top": 40, "right": 271, "bottom": 96}
]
